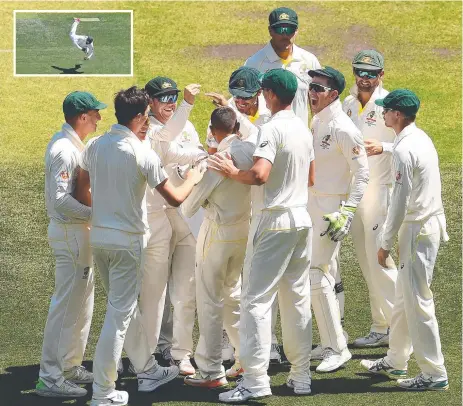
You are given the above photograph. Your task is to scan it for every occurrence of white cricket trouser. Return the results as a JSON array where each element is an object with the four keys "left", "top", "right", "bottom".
[
  {"left": 139, "top": 210, "right": 172, "bottom": 353},
  {"left": 91, "top": 232, "right": 157, "bottom": 397},
  {"left": 158, "top": 290, "right": 173, "bottom": 351},
  {"left": 384, "top": 215, "right": 448, "bottom": 380},
  {"left": 69, "top": 22, "right": 86, "bottom": 48},
  {"left": 308, "top": 192, "right": 347, "bottom": 353},
  {"left": 195, "top": 217, "right": 247, "bottom": 379},
  {"left": 240, "top": 211, "right": 312, "bottom": 391},
  {"left": 351, "top": 183, "right": 397, "bottom": 334},
  {"left": 166, "top": 208, "right": 196, "bottom": 361},
  {"left": 39, "top": 221, "right": 94, "bottom": 387}
]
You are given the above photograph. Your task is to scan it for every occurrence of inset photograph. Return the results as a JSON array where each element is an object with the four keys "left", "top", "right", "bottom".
[{"left": 14, "top": 10, "right": 132, "bottom": 76}]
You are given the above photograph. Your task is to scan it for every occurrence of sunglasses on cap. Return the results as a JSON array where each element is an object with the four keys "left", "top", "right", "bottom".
[
  {"left": 272, "top": 25, "right": 297, "bottom": 35},
  {"left": 156, "top": 94, "right": 178, "bottom": 103},
  {"left": 353, "top": 68, "right": 381, "bottom": 79},
  {"left": 309, "top": 82, "right": 333, "bottom": 93}
]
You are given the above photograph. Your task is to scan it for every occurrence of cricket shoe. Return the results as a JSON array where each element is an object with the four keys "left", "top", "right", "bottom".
[
  {"left": 360, "top": 358, "right": 407, "bottom": 380},
  {"left": 36, "top": 378, "right": 87, "bottom": 397},
  {"left": 160, "top": 346, "right": 174, "bottom": 363},
  {"left": 74, "top": 18, "right": 80, "bottom": 22},
  {"left": 90, "top": 390, "right": 128, "bottom": 406},
  {"left": 353, "top": 331, "right": 389, "bottom": 348},
  {"left": 270, "top": 343, "right": 282, "bottom": 364},
  {"left": 219, "top": 380, "right": 272, "bottom": 403},
  {"left": 226, "top": 361, "right": 243, "bottom": 378},
  {"left": 397, "top": 373, "right": 449, "bottom": 391},
  {"left": 63, "top": 365, "right": 93, "bottom": 384},
  {"left": 184, "top": 374, "right": 228, "bottom": 388},
  {"left": 222, "top": 330, "right": 235, "bottom": 362},
  {"left": 286, "top": 378, "right": 312, "bottom": 395},
  {"left": 170, "top": 358, "right": 195, "bottom": 376},
  {"left": 117, "top": 358, "right": 124, "bottom": 374},
  {"left": 316, "top": 348, "right": 351, "bottom": 373},
  {"left": 137, "top": 364, "right": 179, "bottom": 392},
  {"left": 128, "top": 362, "right": 137, "bottom": 375},
  {"left": 311, "top": 345, "right": 324, "bottom": 361}
]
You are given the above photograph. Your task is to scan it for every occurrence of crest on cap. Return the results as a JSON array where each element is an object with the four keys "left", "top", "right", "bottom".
[
  {"left": 237, "top": 79, "right": 245, "bottom": 88},
  {"left": 162, "top": 82, "right": 173, "bottom": 89},
  {"left": 361, "top": 56, "right": 372, "bottom": 63},
  {"left": 279, "top": 13, "right": 290, "bottom": 20}
]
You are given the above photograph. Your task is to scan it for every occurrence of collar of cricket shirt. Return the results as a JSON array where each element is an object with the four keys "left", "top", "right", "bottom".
[
  {"left": 265, "top": 42, "right": 303, "bottom": 64},
  {"left": 394, "top": 122, "right": 417, "bottom": 148},
  {"left": 62, "top": 123, "right": 85, "bottom": 151},
  {"left": 315, "top": 98, "right": 343, "bottom": 122},
  {"left": 217, "top": 134, "right": 238, "bottom": 153},
  {"left": 270, "top": 109, "right": 296, "bottom": 121},
  {"left": 109, "top": 124, "right": 140, "bottom": 142}
]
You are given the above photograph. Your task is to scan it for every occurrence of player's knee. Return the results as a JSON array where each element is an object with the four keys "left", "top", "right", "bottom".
[{"left": 310, "top": 268, "right": 334, "bottom": 293}]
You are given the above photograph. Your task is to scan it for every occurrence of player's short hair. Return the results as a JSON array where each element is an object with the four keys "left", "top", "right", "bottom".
[
  {"left": 210, "top": 107, "right": 238, "bottom": 134},
  {"left": 114, "top": 86, "right": 149, "bottom": 126},
  {"left": 86, "top": 36, "right": 93, "bottom": 44}
]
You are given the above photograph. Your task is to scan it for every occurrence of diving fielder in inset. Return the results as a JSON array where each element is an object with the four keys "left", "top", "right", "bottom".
[{"left": 69, "top": 18, "right": 94, "bottom": 60}]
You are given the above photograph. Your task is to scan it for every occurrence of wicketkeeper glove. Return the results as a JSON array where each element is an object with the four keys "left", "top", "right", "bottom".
[{"left": 322, "top": 203, "right": 356, "bottom": 242}]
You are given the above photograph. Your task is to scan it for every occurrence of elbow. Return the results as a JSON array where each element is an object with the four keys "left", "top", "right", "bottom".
[
  {"left": 254, "top": 172, "right": 268, "bottom": 186},
  {"left": 166, "top": 197, "right": 182, "bottom": 207}
]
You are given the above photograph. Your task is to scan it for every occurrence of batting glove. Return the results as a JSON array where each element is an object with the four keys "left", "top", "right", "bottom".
[{"left": 322, "top": 203, "right": 356, "bottom": 242}]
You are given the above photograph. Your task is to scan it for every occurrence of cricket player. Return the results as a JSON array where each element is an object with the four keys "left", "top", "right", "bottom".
[
  {"left": 69, "top": 18, "right": 94, "bottom": 60},
  {"left": 205, "top": 67, "right": 283, "bottom": 364},
  {"left": 343, "top": 50, "right": 398, "bottom": 348},
  {"left": 78, "top": 86, "right": 205, "bottom": 406},
  {"left": 244, "top": 7, "right": 321, "bottom": 126},
  {"left": 142, "top": 77, "right": 207, "bottom": 375},
  {"left": 182, "top": 107, "right": 254, "bottom": 388},
  {"left": 210, "top": 69, "right": 314, "bottom": 402},
  {"left": 36, "top": 91, "right": 106, "bottom": 398},
  {"left": 361, "top": 89, "right": 449, "bottom": 392},
  {"left": 307, "top": 67, "right": 369, "bottom": 372}
]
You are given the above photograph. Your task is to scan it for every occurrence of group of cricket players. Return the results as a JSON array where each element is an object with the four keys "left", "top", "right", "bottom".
[{"left": 38, "top": 6, "right": 450, "bottom": 406}]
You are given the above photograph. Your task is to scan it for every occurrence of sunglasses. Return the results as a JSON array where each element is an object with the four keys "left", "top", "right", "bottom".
[
  {"left": 309, "top": 82, "right": 333, "bottom": 93},
  {"left": 156, "top": 94, "right": 178, "bottom": 103},
  {"left": 272, "top": 25, "right": 297, "bottom": 35},
  {"left": 353, "top": 68, "right": 381, "bottom": 79},
  {"left": 382, "top": 108, "right": 393, "bottom": 117},
  {"left": 233, "top": 92, "right": 258, "bottom": 101}
]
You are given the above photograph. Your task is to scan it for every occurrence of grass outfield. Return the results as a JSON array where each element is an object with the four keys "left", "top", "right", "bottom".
[
  {"left": 0, "top": 1, "right": 461, "bottom": 405},
  {"left": 15, "top": 11, "right": 131, "bottom": 75}
]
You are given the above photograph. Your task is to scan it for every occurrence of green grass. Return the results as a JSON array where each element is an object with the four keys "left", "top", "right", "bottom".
[
  {"left": 0, "top": 1, "right": 461, "bottom": 406},
  {"left": 15, "top": 11, "right": 131, "bottom": 74}
]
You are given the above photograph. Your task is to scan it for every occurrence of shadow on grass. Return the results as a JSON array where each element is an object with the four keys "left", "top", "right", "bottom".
[{"left": 51, "top": 64, "right": 84, "bottom": 74}]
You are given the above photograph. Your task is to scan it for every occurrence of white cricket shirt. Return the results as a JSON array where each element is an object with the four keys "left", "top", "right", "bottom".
[
  {"left": 245, "top": 42, "right": 321, "bottom": 125},
  {"left": 45, "top": 123, "right": 91, "bottom": 224}
]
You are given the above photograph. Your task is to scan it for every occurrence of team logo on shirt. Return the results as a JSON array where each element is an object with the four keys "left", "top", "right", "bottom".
[
  {"left": 259, "top": 141, "right": 269, "bottom": 147},
  {"left": 181, "top": 131, "right": 191, "bottom": 143},
  {"left": 373, "top": 224, "right": 379, "bottom": 230},
  {"left": 320, "top": 134, "right": 331, "bottom": 149},
  {"left": 352, "top": 146, "right": 360, "bottom": 155},
  {"left": 347, "top": 109, "right": 352, "bottom": 117},
  {"left": 396, "top": 171, "right": 402, "bottom": 184},
  {"left": 365, "top": 110, "right": 377, "bottom": 127},
  {"left": 401, "top": 263, "right": 404, "bottom": 269},
  {"left": 59, "top": 171, "right": 69, "bottom": 180}
]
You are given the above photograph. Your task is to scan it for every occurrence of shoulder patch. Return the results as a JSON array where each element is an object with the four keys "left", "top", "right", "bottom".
[{"left": 259, "top": 141, "right": 269, "bottom": 148}]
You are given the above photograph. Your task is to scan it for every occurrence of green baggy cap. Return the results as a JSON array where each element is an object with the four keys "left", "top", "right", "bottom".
[
  {"left": 352, "top": 50, "right": 384, "bottom": 70},
  {"left": 63, "top": 91, "right": 107, "bottom": 117},
  {"left": 269, "top": 7, "right": 298, "bottom": 28},
  {"left": 229, "top": 67, "right": 262, "bottom": 98},
  {"left": 145, "top": 76, "right": 180, "bottom": 98},
  {"left": 308, "top": 66, "right": 346, "bottom": 94},
  {"left": 375, "top": 89, "right": 420, "bottom": 116},
  {"left": 261, "top": 68, "right": 297, "bottom": 101}
]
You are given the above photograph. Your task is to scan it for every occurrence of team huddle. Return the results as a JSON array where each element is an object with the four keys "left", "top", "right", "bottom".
[{"left": 37, "top": 7, "right": 449, "bottom": 406}]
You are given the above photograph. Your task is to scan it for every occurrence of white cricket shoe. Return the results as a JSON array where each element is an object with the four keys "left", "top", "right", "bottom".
[
  {"left": 397, "top": 373, "right": 449, "bottom": 391},
  {"left": 311, "top": 344, "right": 324, "bottom": 361},
  {"left": 360, "top": 358, "right": 407, "bottom": 380},
  {"left": 63, "top": 365, "right": 93, "bottom": 384},
  {"left": 218, "top": 381, "right": 271, "bottom": 403},
  {"left": 184, "top": 374, "right": 228, "bottom": 389},
  {"left": 353, "top": 331, "right": 389, "bottom": 348},
  {"left": 270, "top": 343, "right": 282, "bottom": 364},
  {"left": 286, "top": 378, "right": 312, "bottom": 395},
  {"left": 316, "top": 348, "right": 351, "bottom": 373},
  {"left": 36, "top": 378, "right": 87, "bottom": 397},
  {"left": 222, "top": 330, "right": 235, "bottom": 362},
  {"left": 90, "top": 390, "right": 128, "bottom": 406},
  {"left": 137, "top": 364, "right": 179, "bottom": 392},
  {"left": 170, "top": 358, "right": 195, "bottom": 376},
  {"left": 226, "top": 361, "right": 244, "bottom": 378}
]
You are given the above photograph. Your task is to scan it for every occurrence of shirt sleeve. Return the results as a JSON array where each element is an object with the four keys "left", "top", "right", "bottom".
[
  {"left": 181, "top": 170, "right": 221, "bottom": 218},
  {"left": 381, "top": 150, "right": 413, "bottom": 250},
  {"left": 51, "top": 149, "right": 91, "bottom": 220},
  {"left": 143, "top": 149, "right": 168, "bottom": 189},
  {"left": 160, "top": 140, "right": 208, "bottom": 166},
  {"left": 253, "top": 127, "right": 277, "bottom": 164},
  {"left": 335, "top": 125, "right": 369, "bottom": 207},
  {"left": 150, "top": 100, "right": 193, "bottom": 142},
  {"left": 382, "top": 142, "right": 394, "bottom": 154}
]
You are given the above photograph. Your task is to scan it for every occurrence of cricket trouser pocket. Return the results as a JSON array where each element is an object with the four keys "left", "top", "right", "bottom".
[{"left": 40, "top": 221, "right": 94, "bottom": 387}]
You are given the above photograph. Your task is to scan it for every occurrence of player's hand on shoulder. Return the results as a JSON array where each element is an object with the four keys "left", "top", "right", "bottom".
[{"left": 184, "top": 84, "right": 201, "bottom": 105}]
